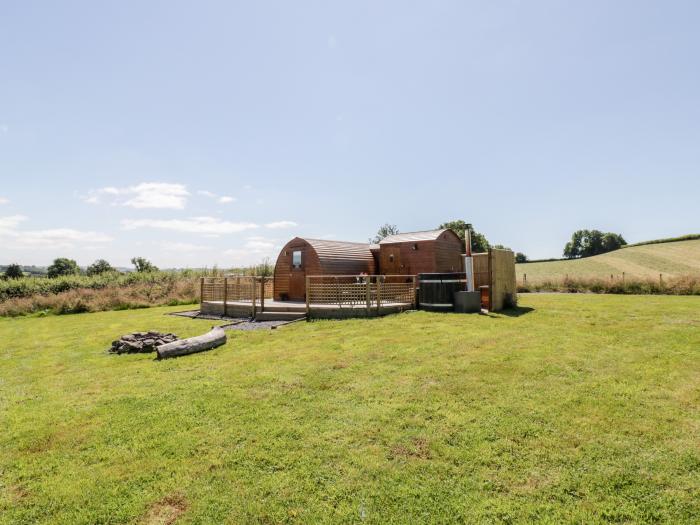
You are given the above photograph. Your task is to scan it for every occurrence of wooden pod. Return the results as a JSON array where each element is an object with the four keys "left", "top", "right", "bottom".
[{"left": 156, "top": 327, "right": 226, "bottom": 359}]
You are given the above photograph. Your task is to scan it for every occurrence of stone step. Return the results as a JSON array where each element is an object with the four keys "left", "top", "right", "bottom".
[{"left": 254, "top": 311, "right": 307, "bottom": 322}]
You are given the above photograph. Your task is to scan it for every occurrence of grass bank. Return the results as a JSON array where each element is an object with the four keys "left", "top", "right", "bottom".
[{"left": 1, "top": 295, "right": 699, "bottom": 523}]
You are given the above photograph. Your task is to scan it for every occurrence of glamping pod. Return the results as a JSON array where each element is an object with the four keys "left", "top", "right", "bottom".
[
  {"left": 378, "top": 229, "right": 463, "bottom": 275},
  {"left": 273, "top": 238, "right": 376, "bottom": 301}
]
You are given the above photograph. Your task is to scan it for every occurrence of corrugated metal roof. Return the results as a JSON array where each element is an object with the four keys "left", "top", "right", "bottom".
[
  {"left": 378, "top": 229, "right": 450, "bottom": 244},
  {"left": 303, "top": 238, "right": 375, "bottom": 274}
]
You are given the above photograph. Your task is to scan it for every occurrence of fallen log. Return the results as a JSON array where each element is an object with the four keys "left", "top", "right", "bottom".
[{"left": 156, "top": 326, "right": 227, "bottom": 359}]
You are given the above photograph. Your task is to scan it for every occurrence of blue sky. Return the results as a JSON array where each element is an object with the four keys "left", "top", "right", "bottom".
[{"left": 1, "top": 1, "right": 698, "bottom": 267}]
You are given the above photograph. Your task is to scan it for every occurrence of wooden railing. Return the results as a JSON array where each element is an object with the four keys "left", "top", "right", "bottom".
[
  {"left": 306, "top": 275, "right": 417, "bottom": 311},
  {"left": 200, "top": 276, "right": 273, "bottom": 316}
]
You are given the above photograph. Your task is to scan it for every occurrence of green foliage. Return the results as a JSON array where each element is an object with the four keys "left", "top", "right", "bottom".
[
  {"left": 370, "top": 223, "right": 399, "bottom": 244},
  {"left": 251, "top": 257, "right": 274, "bottom": 277},
  {"left": 563, "top": 229, "right": 626, "bottom": 258},
  {"left": 131, "top": 257, "right": 158, "bottom": 273},
  {"left": 47, "top": 258, "right": 80, "bottom": 278},
  {"left": 0, "top": 269, "right": 198, "bottom": 302},
  {"left": 438, "top": 220, "right": 490, "bottom": 253},
  {"left": 1, "top": 296, "right": 699, "bottom": 523},
  {"left": 3, "top": 263, "right": 23, "bottom": 279},
  {"left": 515, "top": 252, "right": 528, "bottom": 263},
  {"left": 86, "top": 259, "right": 116, "bottom": 276}
]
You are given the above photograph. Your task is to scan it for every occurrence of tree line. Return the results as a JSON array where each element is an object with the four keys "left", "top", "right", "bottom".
[{"left": 2, "top": 257, "right": 159, "bottom": 280}]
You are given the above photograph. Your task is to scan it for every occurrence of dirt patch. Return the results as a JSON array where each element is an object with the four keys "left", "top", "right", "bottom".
[
  {"left": 389, "top": 437, "right": 431, "bottom": 460},
  {"left": 142, "top": 493, "right": 188, "bottom": 525}
]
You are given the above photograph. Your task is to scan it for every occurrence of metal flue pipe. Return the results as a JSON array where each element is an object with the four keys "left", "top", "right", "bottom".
[{"left": 464, "top": 225, "right": 475, "bottom": 292}]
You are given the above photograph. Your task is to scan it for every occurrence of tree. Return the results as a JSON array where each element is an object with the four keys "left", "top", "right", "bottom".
[
  {"left": 47, "top": 258, "right": 80, "bottom": 278},
  {"left": 515, "top": 252, "right": 528, "bottom": 263},
  {"left": 131, "top": 257, "right": 158, "bottom": 273},
  {"left": 3, "top": 263, "right": 23, "bottom": 279},
  {"left": 86, "top": 259, "right": 116, "bottom": 276},
  {"left": 251, "top": 257, "right": 273, "bottom": 278},
  {"left": 370, "top": 224, "right": 399, "bottom": 244},
  {"left": 438, "top": 220, "right": 489, "bottom": 253},
  {"left": 563, "top": 230, "right": 627, "bottom": 258}
]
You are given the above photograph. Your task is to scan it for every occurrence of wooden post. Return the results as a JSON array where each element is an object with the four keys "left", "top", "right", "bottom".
[
  {"left": 376, "top": 276, "right": 382, "bottom": 313},
  {"left": 223, "top": 277, "right": 228, "bottom": 317},
  {"left": 622, "top": 272, "right": 625, "bottom": 284},
  {"left": 659, "top": 273, "right": 663, "bottom": 287},
  {"left": 305, "top": 276, "right": 310, "bottom": 317},
  {"left": 523, "top": 273, "right": 527, "bottom": 283},
  {"left": 260, "top": 277, "right": 265, "bottom": 313},
  {"left": 199, "top": 277, "right": 204, "bottom": 308},
  {"left": 251, "top": 277, "right": 257, "bottom": 318},
  {"left": 366, "top": 276, "right": 371, "bottom": 313},
  {"left": 412, "top": 275, "right": 417, "bottom": 308}
]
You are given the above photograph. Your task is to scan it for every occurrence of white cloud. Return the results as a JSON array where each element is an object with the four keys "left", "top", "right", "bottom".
[
  {"left": 160, "top": 241, "right": 212, "bottom": 252},
  {"left": 84, "top": 182, "right": 190, "bottom": 209},
  {"left": 121, "top": 216, "right": 259, "bottom": 235},
  {"left": 0, "top": 215, "right": 112, "bottom": 250},
  {"left": 0, "top": 215, "right": 27, "bottom": 232},
  {"left": 0, "top": 197, "right": 8, "bottom": 205},
  {"left": 265, "top": 221, "right": 297, "bottom": 229},
  {"left": 197, "top": 189, "right": 236, "bottom": 204}
]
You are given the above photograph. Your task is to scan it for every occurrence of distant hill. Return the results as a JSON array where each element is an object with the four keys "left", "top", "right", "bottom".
[{"left": 517, "top": 238, "right": 700, "bottom": 281}]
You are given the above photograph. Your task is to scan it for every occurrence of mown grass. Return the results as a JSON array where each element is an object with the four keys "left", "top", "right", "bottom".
[
  {"left": 1, "top": 295, "right": 699, "bottom": 523},
  {"left": 517, "top": 239, "right": 700, "bottom": 286}
]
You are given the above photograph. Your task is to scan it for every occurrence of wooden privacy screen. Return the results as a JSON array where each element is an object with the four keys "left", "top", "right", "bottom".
[
  {"left": 473, "top": 253, "right": 489, "bottom": 288},
  {"left": 200, "top": 277, "right": 274, "bottom": 303},
  {"left": 488, "top": 249, "right": 517, "bottom": 311}
]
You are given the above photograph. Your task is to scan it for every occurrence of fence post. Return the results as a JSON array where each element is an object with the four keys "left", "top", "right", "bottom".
[
  {"left": 622, "top": 272, "right": 625, "bottom": 284},
  {"left": 659, "top": 273, "right": 663, "bottom": 287},
  {"left": 200, "top": 277, "right": 204, "bottom": 309},
  {"left": 305, "top": 276, "right": 310, "bottom": 317},
  {"left": 251, "top": 277, "right": 257, "bottom": 318},
  {"left": 223, "top": 277, "right": 228, "bottom": 317},
  {"left": 260, "top": 277, "right": 265, "bottom": 313},
  {"left": 524, "top": 273, "right": 527, "bottom": 283},
  {"left": 366, "top": 276, "right": 371, "bottom": 313},
  {"left": 376, "top": 276, "right": 382, "bottom": 313},
  {"left": 412, "top": 275, "right": 417, "bottom": 308}
]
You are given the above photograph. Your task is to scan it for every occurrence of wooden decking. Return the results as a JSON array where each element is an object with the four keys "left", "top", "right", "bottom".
[{"left": 201, "top": 299, "right": 413, "bottom": 320}]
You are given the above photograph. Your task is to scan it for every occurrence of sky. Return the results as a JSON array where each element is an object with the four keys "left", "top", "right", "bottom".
[{"left": 1, "top": 1, "right": 699, "bottom": 268}]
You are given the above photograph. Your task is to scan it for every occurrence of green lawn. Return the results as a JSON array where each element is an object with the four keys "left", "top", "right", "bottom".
[
  {"left": 1, "top": 296, "right": 699, "bottom": 524},
  {"left": 517, "top": 239, "right": 700, "bottom": 281}
]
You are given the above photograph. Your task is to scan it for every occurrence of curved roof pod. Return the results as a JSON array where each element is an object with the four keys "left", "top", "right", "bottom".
[
  {"left": 273, "top": 237, "right": 376, "bottom": 301},
  {"left": 302, "top": 238, "right": 376, "bottom": 274}
]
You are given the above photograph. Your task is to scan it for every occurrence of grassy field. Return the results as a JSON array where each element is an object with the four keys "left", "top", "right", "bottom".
[
  {"left": 517, "top": 239, "right": 700, "bottom": 281},
  {"left": 1, "top": 296, "right": 699, "bottom": 523}
]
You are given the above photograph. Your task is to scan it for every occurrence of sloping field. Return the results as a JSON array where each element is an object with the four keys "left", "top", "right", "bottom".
[
  {"left": 1, "top": 296, "right": 699, "bottom": 523},
  {"left": 517, "top": 239, "right": 700, "bottom": 281}
]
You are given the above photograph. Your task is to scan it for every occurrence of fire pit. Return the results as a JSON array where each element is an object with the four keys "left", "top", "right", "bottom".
[{"left": 109, "top": 331, "right": 179, "bottom": 354}]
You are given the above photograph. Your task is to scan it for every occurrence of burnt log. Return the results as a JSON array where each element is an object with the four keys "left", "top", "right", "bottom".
[{"left": 156, "top": 326, "right": 227, "bottom": 359}]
